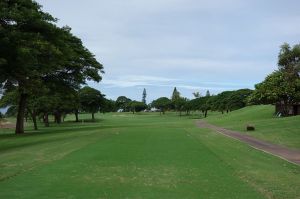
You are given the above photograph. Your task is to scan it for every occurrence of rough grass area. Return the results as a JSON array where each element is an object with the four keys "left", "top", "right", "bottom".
[
  {"left": 0, "top": 112, "right": 299, "bottom": 198},
  {"left": 205, "top": 105, "right": 300, "bottom": 149}
]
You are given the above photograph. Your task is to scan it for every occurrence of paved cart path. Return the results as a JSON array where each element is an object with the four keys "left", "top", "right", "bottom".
[{"left": 196, "top": 120, "right": 300, "bottom": 165}]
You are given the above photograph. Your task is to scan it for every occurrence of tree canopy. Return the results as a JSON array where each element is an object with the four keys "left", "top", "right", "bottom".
[
  {"left": 116, "top": 96, "right": 132, "bottom": 112},
  {"left": 249, "top": 43, "right": 300, "bottom": 116},
  {"left": 142, "top": 88, "right": 147, "bottom": 104},
  {"left": 152, "top": 97, "right": 171, "bottom": 114},
  {"left": 79, "top": 86, "right": 104, "bottom": 120},
  {"left": 0, "top": 0, "right": 104, "bottom": 133}
]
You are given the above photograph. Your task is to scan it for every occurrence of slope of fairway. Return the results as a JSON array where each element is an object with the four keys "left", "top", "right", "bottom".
[
  {"left": 0, "top": 113, "right": 299, "bottom": 198},
  {"left": 205, "top": 105, "right": 300, "bottom": 149}
]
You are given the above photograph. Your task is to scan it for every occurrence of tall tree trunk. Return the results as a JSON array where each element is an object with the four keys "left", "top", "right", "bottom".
[
  {"left": 75, "top": 109, "right": 79, "bottom": 122},
  {"left": 15, "top": 93, "right": 27, "bottom": 134},
  {"left": 44, "top": 113, "right": 49, "bottom": 127},
  {"left": 92, "top": 112, "right": 95, "bottom": 121},
  {"left": 32, "top": 112, "right": 38, "bottom": 130},
  {"left": 28, "top": 109, "right": 38, "bottom": 130},
  {"left": 204, "top": 110, "right": 208, "bottom": 118},
  {"left": 54, "top": 112, "right": 62, "bottom": 124},
  {"left": 283, "top": 100, "right": 289, "bottom": 116}
]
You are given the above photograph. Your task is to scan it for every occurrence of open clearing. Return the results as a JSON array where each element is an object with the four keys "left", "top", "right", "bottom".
[{"left": 0, "top": 109, "right": 299, "bottom": 198}]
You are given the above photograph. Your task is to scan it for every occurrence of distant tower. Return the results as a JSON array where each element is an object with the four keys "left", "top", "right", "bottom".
[{"left": 142, "top": 88, "right": 147, "bottom": 104}]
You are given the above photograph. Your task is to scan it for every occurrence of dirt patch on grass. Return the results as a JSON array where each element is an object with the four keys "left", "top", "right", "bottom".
[{"left": 196, "top": 120, "right": 300, "bottom": 165}]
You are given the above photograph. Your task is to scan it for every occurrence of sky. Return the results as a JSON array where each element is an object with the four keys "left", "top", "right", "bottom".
[{"left": 36, "top": 0, "right": 300, "bottom": 102}]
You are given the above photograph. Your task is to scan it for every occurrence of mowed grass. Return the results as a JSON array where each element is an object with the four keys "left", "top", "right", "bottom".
[
  {"left": 0, "top": 112, "right": 299, "bottom": 198},
  {"left": 205, "top": 105, "right": 300, "bottom": 149}
]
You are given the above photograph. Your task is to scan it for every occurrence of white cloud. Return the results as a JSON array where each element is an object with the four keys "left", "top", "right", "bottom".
[
  {"left": 36, "top": 0, "right": 300, "bottom": 101},
  {"left": 102, "top": 75, "right": 177, "bottom": 88}
]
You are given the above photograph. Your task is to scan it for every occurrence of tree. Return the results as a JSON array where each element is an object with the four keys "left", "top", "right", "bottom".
[
  {"left": 173, "top": 97, "right": 188, "bottom": 116},
  {"left": 191, "top": 96, "right": 211, "bottom": 117},
  {"left": 101, "top": 99, "right": 116, "bottom": 113},
  {"left": 227, "top": 89, "right": 253, "bottom": 111},
  {"left": 142, "top": 88, "right": 147, "bottom": 104},
  {"left": 278, "top": 43, "right": 300, "bottom": 75},
  {"left": 152, "top": 97, "right": 171, "bottom": 114},
  {"left": 192, "top": 91, "right": 201, "bottom": 98},
  {"left": 116, "top": 96, "right": 132, "bottom": 111},
  {"left": 129, "top": 101, "right": 147, "bottom": 114},
  {"left": 206, "top": 90, "right": 211, "bottom": 97},
  {"left": 200, "top": 96, "right": 211, "bottom": 117},
  {"left": 248, "top": 43, "right": 300, "bottom": 116},
  {"left": 207, "top": 89, "right": 253, "bottom": 114},
  {"left": 0, "top": 0, "right": 57, "bottom": 134},
  {"left": 79, "top": 87, "right": 104, "bottom": 120},
  {"left": 0, "top": 1, "right": 104, "bottom": 133},
  {"left": 171, "top": 87, "right": 180, "bottom": 101},
  {"left": 248, "top": 71, "right": 300, "bottom": 115},
  {"left": 171, "top": 87, "right": 181, "bottom": 111},
  {"left": 211, "top": 91, "right": 233, "bottom": 113}
]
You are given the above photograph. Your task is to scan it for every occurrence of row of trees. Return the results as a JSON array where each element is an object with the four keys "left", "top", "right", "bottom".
[
  {"left": 0, "top": 0, "right": 104, "bottom": 134},
  {"left": 108, "top": 87, "right": 252, "bottom": 117},
  {"left": 115, "top": 95, "right": 147, "bottom": 113},
  {"left": 0, "top": 84, "right": 108, "bottom": 130},
  {"left": 151, "top": 88, "right": 253, "bottom": 117}
]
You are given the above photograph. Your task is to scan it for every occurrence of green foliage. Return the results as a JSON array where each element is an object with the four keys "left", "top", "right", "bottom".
[
  {"left": 278, "top": 43, "right": 300, "bottom": 74},
  {"left": 192, "top": 91, "right": 201, "bottom": 98},
  {"left": 142, "top": 88, "right": 147, "bottom": 104},
  {"left": 248, "top": 70, "right": 300, "bottom": 114},
  {"left": 0, "top": 89, "right": 18, "bottom": 108},
  {"left": 0, "top": 0, "right": 104, "bottom": 133},
  {"left": 152, "top": 97, "right": 172, "bottom": 114},
  {"left": 249, "top": 71, "right": 286, "bottom": 104},
  {"left": 116, "top": 96, "right": 132, "bottom": 111},
  {"left": 5, "top": 106, "right": 17, "bottom": 117},
  {"left": 215, "top": 89, "right": 252, "bottom": 111},
  {"left": 129, "top": 101, "right": 147, "bottom": 113},
  {"left": 173, "top": 97, "right": 189, "bottom": 115},
  {"left": 189, "top": 96, "right": 211, "bottom": 117},
  {"left": 249, "top": 43, "right": 300, "bottom": 116},
  {"left": 79, "top": 86, "right": 104, "bottom": 119},
  {"left": 101, "top": 99, "right": 116, "bottom": 113},
  {"left": 171, "top": 87, "right": 180, "bottom": 102}
]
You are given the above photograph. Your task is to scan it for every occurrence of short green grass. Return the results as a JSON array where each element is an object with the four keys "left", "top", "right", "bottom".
[
  {"left": 205, "top": 105, "right": 300, "bottom": 149},
  {"left": 0, "top": 111, "right": 299, "bottom": 198}
]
